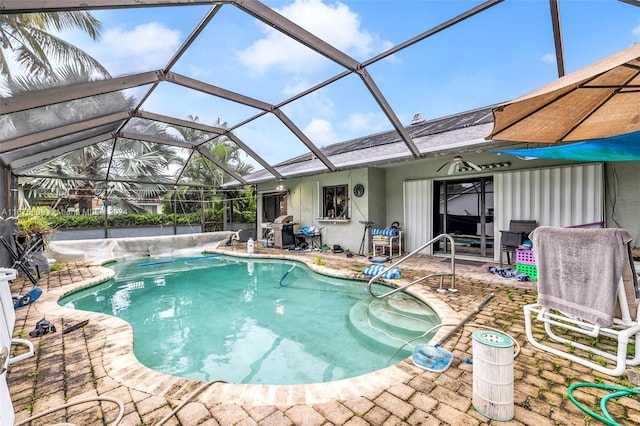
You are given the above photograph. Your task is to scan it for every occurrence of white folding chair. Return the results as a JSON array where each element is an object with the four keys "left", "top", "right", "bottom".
[{"left": 523, "top": 227, "right": 640, "bottom": 376}]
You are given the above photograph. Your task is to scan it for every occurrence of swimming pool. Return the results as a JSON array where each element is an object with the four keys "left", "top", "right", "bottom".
[{"left": 59, "top": 254, "right": 439, "bottom": 385}]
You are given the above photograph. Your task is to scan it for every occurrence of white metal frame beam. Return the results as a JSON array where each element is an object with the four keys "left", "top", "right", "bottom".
[
  {"left": 271, "top": 109, "right": 336, "bottom": 170},
  {"left": 18, "top": 173, "right": 182, "bottom": 187},
  {"left": 117, "top": 131, "right": 195, "bottom": 149},
  {"left": 168, "top": 72, "right": 335, "bottom": 170},
  {"left": 134, "top": 111, "right": 283, "bottom": 179},
  {"left": 549, "top": 0, "right": 566, "bottom": 77},
  {"left": 2, "top": 71, "right": 163, "bottom": 114},
  {"left": 135, "top": 111, "right": 225, "bottom": 135},
  {"left": 116, "top": 131, "right": 248, "bottom": 184},
  {"left": 0, "top": 0, "right": 611, "bottom": 185},
  {"left": 167, "top": 72, "right": 272, "bottom": 111},
  {"left": 0, "top": 1, "right": 217, "bottom": 13},
  {"left": 220, "top": 132, "right": 283, "bottom": 180},
  {"left": 0, "top": 111, "right": 130, "bottom": 153},
  {"left": 10, "top": 132, "right": 115, "bottom": 172},
  {"left": 195, "top": 148, "right": 248, "bottom": 185}
]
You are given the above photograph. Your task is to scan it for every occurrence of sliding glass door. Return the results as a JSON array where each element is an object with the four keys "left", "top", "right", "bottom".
[{"left": 433, "top": 177, "right": 494, "bottom": 258}]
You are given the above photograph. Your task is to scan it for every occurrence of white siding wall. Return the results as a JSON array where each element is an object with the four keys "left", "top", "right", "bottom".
[
  {"left": 402, "top": 163, "right": 604, "bottom": 259},
  {"left": 493, "top": 163, "right": 604, "bottom": 260}
]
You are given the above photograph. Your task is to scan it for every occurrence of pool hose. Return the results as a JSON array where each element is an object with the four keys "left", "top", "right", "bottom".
[
  {"left": 387, "top": 322, "right": 521, "bottom": 365},
  {"left": 567, "top": 382, "right": 640, "bottom": 426},
  {"left": 279, "top": 263, "right": 296, "bottom": 286}
]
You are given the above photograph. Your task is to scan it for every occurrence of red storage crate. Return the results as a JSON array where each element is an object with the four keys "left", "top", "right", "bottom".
[{"left": 515, "top": 248, "right": 536, "bottom": 265}]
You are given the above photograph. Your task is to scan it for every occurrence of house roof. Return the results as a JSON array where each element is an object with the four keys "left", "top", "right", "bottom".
[{"left": 235, "top": 105, "right": 501, "bottom": 185}]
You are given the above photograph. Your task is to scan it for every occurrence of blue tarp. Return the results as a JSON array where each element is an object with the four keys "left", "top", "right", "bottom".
[{"left": 491, "top": 131, "right": 640, "bottom": 161}]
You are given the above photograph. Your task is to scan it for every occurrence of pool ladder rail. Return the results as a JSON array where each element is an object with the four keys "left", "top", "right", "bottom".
[{"left": 367, "top": 234, "right": 456, "bottom": 299}]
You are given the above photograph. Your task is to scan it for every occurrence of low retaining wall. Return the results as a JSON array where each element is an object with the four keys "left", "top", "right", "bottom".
[
  {"left": 51, "top": 225, "right": 202, "bottom": 241},
  {"left": 47, "top": 231, "right": 232, "bottom": 263}
]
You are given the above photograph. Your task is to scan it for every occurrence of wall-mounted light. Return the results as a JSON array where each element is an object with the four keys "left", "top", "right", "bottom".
[{"left": 276, "top": 180, "right": 285, "bottom": 191}]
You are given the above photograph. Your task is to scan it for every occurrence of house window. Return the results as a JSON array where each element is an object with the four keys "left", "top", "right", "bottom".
[{"left": 323, "top": 185, "right": 348, "bottom": 218}]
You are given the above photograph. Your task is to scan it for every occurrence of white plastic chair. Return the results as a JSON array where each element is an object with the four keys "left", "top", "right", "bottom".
[{"left": 523, "top": 227, "right": 640, "bottom": 376}]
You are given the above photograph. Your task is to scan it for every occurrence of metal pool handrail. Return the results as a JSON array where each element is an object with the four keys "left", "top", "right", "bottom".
[{"left": 367, "top": 233, "right": 456, "bottom": 299}]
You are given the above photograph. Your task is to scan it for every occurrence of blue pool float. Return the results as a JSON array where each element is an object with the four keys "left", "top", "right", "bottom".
[
  {"left": 13, "top": 286, "right": 43, "bottom": 309},
  {"left": 362, "top": 265, "right": 401, "bottom": 279}
]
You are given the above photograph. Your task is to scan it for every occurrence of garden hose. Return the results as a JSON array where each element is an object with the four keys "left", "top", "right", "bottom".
[
  {"left": 15, "top": 396, "right": 125, "bottom": 426},
  {"left": 567, "top": 382, "right": 640, "bottom": 426}
]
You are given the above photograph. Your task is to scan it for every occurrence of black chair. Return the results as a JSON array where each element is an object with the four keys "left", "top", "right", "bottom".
[
  {"left": 0, "top": 233, "right": 43, "bottom": 285},
  {"left": 499, "top": 220, "right": 537, "bottom": 266}
]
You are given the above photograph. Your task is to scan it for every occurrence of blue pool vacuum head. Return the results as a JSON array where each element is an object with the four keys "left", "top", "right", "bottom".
[{"left": 412, "top": 344, "right": 454, "bottom": 372}]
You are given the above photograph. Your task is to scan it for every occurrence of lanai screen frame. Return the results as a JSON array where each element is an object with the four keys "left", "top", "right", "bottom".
[{"left": 1, "top": 0, "right": 576, "bottom": 214}]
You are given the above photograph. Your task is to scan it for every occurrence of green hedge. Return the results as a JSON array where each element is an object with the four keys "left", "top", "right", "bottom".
[{"left": 47, "top": 213, "right": 209, "bottom": 229}]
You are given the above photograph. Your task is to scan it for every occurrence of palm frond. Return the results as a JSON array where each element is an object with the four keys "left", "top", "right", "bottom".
[
  {"left": 1, "top": 11, "right": 108, "bottom": 80},
  {"left": 37, "top": 11, "right": 103, "bottom": 40}
]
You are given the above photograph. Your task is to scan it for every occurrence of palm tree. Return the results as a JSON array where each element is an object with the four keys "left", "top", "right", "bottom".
[
  {"left": 0, "top": 10, "right": 110, "bottom": 85},
  {"left": 22, "top": 130, "right": 183, "bottom": 214},
  {"left": 176, "top": 116, "right": 255, "bottom": 188},
  {"left": 169, "top": 116, "right": 255, "bottom": 223},
  {"left": 14, "top": 65, "right": 182, "bottom": 213}
]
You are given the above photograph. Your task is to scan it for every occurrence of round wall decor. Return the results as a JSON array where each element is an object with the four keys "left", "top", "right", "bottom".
[{"left": 353, "top": 184, "right": 365, "bottom": 197}]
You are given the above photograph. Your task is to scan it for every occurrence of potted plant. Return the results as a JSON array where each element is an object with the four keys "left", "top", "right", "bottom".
[{"left": 17, "top": 210, "right": 54, "bottom": 249}]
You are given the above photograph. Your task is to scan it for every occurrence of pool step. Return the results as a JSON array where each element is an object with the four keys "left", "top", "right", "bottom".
[
  {"left": 348, "top": 293, "right": 439, "bottom": 356},
  {"left": 368, "top": 298, "right": 438, "bottom": 336}
]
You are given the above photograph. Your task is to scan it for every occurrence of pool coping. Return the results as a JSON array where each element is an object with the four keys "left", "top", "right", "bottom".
[{"left": 34, "top": 250, "right": 461, "bottom": 406}]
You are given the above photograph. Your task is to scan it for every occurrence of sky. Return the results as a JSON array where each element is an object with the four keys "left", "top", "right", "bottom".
[{"left": 53, "top": 0, "right": 640, "bottom": 168}]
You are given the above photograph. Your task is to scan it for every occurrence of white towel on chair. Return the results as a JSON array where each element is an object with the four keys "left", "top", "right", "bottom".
[{"left": 530, "top": 226, "right": 632, "bottom": 327}]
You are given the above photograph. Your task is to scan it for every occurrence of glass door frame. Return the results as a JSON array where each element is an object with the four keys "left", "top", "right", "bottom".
[{"left": 433, "top": 176, "right": 494, "bottom": 258}]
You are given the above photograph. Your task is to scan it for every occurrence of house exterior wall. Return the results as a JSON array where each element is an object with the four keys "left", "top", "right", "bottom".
[
  {"left": 257, "top": 169, "right": 370, "bottom": 253},
  {"left": 366, "top": 168, "right": 386, "bottom": 229},
  {"left": 256, "top": 155, "right": 640, "bottom": 256}
]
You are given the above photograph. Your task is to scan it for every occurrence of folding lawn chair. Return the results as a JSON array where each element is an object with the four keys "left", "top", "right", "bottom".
[
  {"left": 523, "top": 226, "right": 640, "bottom": 376},
  {"left": 0, "top": 235, "right": 40, "bottom": 285}
]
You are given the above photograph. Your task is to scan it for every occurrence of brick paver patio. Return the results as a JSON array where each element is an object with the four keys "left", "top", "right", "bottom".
[{"left": 6, "top": 247, "right": 640, "bottom": 425}]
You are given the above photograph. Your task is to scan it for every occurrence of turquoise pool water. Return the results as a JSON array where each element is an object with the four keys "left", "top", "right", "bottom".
[{"left": 59, "top": 254, "right": 438, "bottom": 385}]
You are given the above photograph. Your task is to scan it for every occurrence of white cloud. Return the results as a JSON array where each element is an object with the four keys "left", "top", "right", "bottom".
[
  {"left": 344, "top": 112, "right": 385, "bottom": 133},
  {"left": 283, "top": 77, "right": 311, "bottom": 97},
  {"left": 633, "top": 21, "right": 640, "bottom": 39},
  {"left": 236, "top": 0, "right": 389, "bottom": 76},
  {"left": 4, "top": 22, "right": 180, "bottom": 82},
  {"left": 95, "top": 23, "right": 182, "bottom": 74},
  {"left": 187, "top": 63, "right": 214, "bottom": 80},
  {"left": 282, "top": 83, "right": 336, "bottom": 119},
  {"left": 540, "top": 53, "right": 556, "bottom": 64},
  {"left": 304, "top": 118, "right": 337, "bottom": 146}
]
